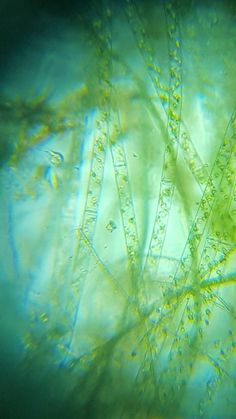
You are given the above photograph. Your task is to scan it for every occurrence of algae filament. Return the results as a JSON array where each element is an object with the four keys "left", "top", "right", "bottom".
[{"left": 0, "top": 0, "right": 235, "bottom": 418}]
